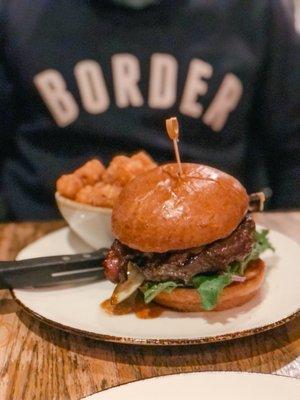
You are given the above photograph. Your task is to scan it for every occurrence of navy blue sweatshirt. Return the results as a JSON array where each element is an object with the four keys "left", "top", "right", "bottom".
[{"left": 0, "top": 0, "right": 299, "bottom": 220}]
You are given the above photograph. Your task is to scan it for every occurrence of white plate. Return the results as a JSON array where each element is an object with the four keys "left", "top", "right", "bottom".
[
  {"left": 13, "top": 226, "right": 300, "bottom": 345},
  {"left": 83, "top": 372, "right": 300, "bottom": 399}
]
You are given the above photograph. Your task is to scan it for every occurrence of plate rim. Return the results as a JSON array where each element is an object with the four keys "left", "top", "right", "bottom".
[
  {"left": 11, "top": 289, "right": 299, "bottom": 346},
  {"left": 81, "top": 371, "right": 300, "bottom": 399}
]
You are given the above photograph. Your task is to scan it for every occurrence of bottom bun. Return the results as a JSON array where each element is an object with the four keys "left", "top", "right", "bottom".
[{"left": 154, "top": 259, "right": 265, "bottom": 312}]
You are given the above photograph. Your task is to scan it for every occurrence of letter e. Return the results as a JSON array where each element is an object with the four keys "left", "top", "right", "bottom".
[
  {"left": 203, "top": 73, "right": 243, "bottom": 132},
  {"left": 179, "top": 59, "right": 213, "bottom": 118}
]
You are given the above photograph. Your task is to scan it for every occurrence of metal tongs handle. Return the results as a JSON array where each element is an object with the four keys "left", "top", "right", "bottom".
[{"left": 0, "top": 248, "right": 108, "bottom": 289}]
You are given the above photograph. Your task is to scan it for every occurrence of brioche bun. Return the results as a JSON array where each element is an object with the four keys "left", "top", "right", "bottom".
[
  {"left": 112, "top": 163, "right": 249, "bottom": 253},
  {"left": 153, "top": 259, "right": 265, "bottom": 312}
]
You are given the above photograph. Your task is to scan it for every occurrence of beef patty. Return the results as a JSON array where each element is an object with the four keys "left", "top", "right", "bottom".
[{"left": 104, "top": 215, "right": 255, "bottom": 284}]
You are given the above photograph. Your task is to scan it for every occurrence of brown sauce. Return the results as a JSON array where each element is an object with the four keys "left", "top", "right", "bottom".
[{"left": 101, "top": 292, "right": 164, "bottom": 319}]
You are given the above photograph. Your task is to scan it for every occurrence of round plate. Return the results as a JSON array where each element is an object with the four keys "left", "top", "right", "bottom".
[
  {"left": 83, "top": 372, "right": 300, "bottom": 399},
  {"left": 13, "top": 226, "right": 300, "bottom": 345}
]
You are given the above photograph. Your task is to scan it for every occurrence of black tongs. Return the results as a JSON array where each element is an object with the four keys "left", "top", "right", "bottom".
[{"left": 0, "top": 248, "right": 108, "bottom": 289}]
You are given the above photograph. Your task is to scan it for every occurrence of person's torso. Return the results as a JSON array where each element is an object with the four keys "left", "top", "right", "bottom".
[{"left": 2, "top": 0, "right": 269, "bottom": 219}]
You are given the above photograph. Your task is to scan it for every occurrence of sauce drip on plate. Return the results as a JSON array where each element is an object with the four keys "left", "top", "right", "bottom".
[{"left": 101, "top": 292, "right": 164, "bottom": 319}]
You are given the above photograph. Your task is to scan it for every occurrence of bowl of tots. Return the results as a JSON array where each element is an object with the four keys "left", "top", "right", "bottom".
[{"left": 56, "top": 151, "right": 157, "bottom": 248}]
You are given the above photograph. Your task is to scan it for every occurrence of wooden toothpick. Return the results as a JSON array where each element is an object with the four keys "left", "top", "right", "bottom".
[{"left": 165, "top": 117, "right": 183, "bottom": 176}]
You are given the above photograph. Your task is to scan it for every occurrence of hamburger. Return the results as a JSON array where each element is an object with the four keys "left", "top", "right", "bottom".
[{"left": 103, "top": 163, "right": 274, "bottom": 311}]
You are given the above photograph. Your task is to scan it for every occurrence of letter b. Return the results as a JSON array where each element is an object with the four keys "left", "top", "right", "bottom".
[{"left": 34, "top": 69, "right": 79, "bottom": 127}]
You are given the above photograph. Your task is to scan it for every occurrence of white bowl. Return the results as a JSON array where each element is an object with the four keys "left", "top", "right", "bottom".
[{"left": 55, "top": 192, "right": 113, "bottom": 249}]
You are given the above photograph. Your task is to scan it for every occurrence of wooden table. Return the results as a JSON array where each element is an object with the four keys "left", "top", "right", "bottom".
[{"left": 0, "top": 213, "right": 299, "bottom": 399}]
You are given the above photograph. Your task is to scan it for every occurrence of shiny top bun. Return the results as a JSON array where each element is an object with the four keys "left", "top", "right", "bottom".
[{"left": 112, "top": 163, "right": 249, "bottom": 253}]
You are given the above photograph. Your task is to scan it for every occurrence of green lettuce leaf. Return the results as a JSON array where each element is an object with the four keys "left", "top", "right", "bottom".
[
  {"left": 192, "top": 273, "right": 232, "bottom": 310},
  {"left": 230, "top": 229, "right": 274, "bottom": 275},
  {"left": 141, "top": 229, "right": 274, "bottom": 310},
  {"left": 252, "top": 229, "right": 275, "bottom": 257},
  {"left": 142, "top": 281, "right": 179, "bottom": 304}
]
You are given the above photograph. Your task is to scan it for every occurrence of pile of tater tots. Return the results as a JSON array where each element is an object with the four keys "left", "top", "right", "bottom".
[{"left": 56, "top": 151, "right": 157, "bottom": 208}]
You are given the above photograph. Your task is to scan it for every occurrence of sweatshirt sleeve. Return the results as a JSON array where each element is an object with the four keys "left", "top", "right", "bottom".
[
  {"left": 0, "top": 61, "right": 14, "bottom": 155},
  {"left": 0, "top": 4, "right": 15, "bottom": 170},
  {"left": 251, "top": 0, "right": 300, "bottom": 209}
]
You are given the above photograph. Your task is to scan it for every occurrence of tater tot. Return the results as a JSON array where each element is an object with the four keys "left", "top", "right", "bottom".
[
  {"left": 56, "top": 174, "right": 84, "bottom": 199},
  {"left": 131, "top": 151, "right": 157, "bottom": 170},
  {"left": 94, "top": 182, "right": 122, "bottom": 207},
  {"left": 75, "top": 185, "right": 95, "bottom": 205},
  {"left": 103, "top": 153, "right": 156, "bottom": 186},
  {"left": 74, "top": 159, "right": 105, "bottom": 185},
  {"left": 102, "top": 156, "right": 137, "bottom": 186},
  {"left": 75, "top": 183, "right": 122, "bottom": 208}
]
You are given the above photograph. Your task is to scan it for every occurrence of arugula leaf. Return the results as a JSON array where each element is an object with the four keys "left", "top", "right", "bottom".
[
  {"left": 192, "top": 273, "right": 232, "bottom": 310},
  {"left": 142, "top": 281, "right": 179, "bottom": 304},
  {"left": 253, "top": 229, "right": 275, "bottom": 257}
]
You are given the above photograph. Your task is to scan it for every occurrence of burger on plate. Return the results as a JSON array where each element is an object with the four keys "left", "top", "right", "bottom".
[{"left": 103, "top": 163, "right": 274, "bottom": 311}]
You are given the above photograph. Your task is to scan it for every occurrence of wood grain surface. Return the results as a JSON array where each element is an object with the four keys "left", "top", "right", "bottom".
[{"left": 0, "top": 213, "right": 299, "bottom": 400}]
